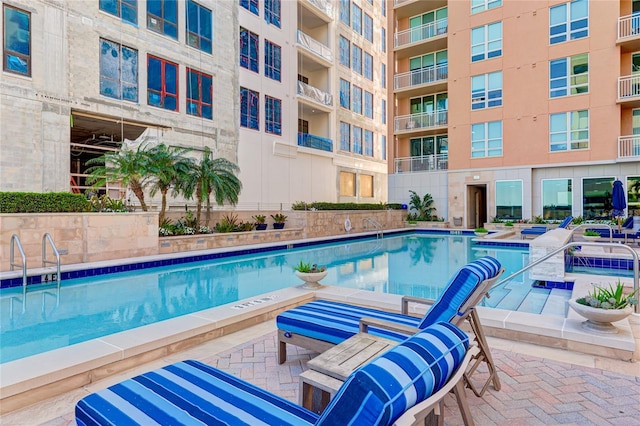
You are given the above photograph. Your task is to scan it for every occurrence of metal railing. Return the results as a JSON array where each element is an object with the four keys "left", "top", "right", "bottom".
[
  {"left": 394, "top": 154, "right": 448, "bottom": 173},
  {"left": 298, "top": 132, "right": 333, "bottom": 152},
  {"left": 394, "top": 63, "right": 448, "bottom": 90},
  {"left": 618, "top": 74, "right": 640, "bottom": 99},
  {"left": 42, "top": 233, "right": 61, "bottom": 287},
  {"left": 618, "top": 135, "right": 640, "bottom": 159},
  {"left": 297, "top": 81, "right": 333, "bottom": 107},
  {"left": 10, "top": 234, "right": 27, "bottom": 293},
  {"left": 363, "top": 217, "right": 383, "bottom": 239},
  {"left": 395, "top": 110, "right": 448, "bottom": 132},
  {"left": 394, "top": 18, "right": 448, "bottom": 48},
  {"left": 570, "top": 223, "right": 614, "bottom": 244},
  {"left": 296, "top": 30, "right": 332, "bottom": 63},
  {"left": 617, "top": 13, "right": 640, "bottom": 40}
]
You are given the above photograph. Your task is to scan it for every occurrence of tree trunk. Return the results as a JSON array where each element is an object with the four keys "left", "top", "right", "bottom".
[
  {"left": 130, "top": 180, "right": 148, "bottom": 211},
  {"left": 159, "top": 188, "right": 168, "bottom": 224},
  {"left": 205, "top": 193, "right": 211, "bottom": 227},
  {"left": 195, "top": 182, "right": 203, "bottom": 225}
]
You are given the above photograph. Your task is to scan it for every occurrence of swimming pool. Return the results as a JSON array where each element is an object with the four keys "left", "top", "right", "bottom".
[{"left": 0, "top": 233, "right": 551, "bottom": 364}]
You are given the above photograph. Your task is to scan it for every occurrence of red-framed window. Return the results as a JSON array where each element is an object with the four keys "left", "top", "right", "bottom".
[
  {"left": 187, "top": 68, "right": 213, "bottom": 119},
  {"left": 147, "top": 55, "right": 178, "bottom": 111}
]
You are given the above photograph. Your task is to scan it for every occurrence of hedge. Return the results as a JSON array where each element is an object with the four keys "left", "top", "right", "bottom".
[
  {"left": 292, "top": 201, "right": 404, "bottom": 211},
  {"left": 0, "top": 192, "right": 90, "bottom": 213}
]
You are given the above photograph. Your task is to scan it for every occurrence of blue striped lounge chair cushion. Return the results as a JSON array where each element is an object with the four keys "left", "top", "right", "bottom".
[
  {"left": 75, "top": 359, "right": 319, "bottom": 426},
  {"left": 316, "top": 322, "right": 469, "bottom": 426},
  {"left": 417, "top": 256, "right": 501, "bottom": 328}
]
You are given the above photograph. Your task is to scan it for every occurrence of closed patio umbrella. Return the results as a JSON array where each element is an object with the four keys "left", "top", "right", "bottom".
[{"left": 612, "top": 180, "right": 627, "bottom": 231}]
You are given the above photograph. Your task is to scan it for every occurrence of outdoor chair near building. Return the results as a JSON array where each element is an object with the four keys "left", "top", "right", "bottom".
[
  {"left": 75, "top": 322, "right": 478, "bottom": 426},
  {"left": 586, "top": 217, "right": 634, "bottom": 239},
  {"left": 520, "top": 215, "right": 573, "bottom": 239},
  {"left": 277, "top": 256, "right": 504, "bottom": 397}
]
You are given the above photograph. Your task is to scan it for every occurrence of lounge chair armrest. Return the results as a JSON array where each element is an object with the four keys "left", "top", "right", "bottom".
[
  {"left": 359, "top": 317, "right": 421, "bottom": 335},
  {"left": 401, "top": 295, "right": 435, "bottom": 315}
]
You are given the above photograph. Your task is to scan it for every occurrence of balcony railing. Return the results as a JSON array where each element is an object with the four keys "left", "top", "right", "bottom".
[
  {"left": 618, "top": 13, "right": 640, "bottom": 39},
  {"left": 297, "top": 30, "right": 332, "bottom": 63},
  {"left": 394, "top": 63, "right": 448, "bottom": 90},
  {"left": 619, "top": 135, "right": 640, "bottom": 159},
  {"left": 395, "top": 154, "right": 448, "bottom": 173},
  {"left": 394, "top": 0, "right": 413, "bottom": 5},
  {"left": 306, "top": 0, "right": 333, "bottom": 17},
  {"left": 298, "top": 132, "right": 333, "bottom": 153},
  {"left": 394, "top": 110, "right": 448, "bottom": 132},
  {"left": 618, "top": 74, "right": 640, "bottom": 99},
  {"left": 394, "top": 18, "right": 448, "bottom": 48},
  {"left": 297, "top": 81, "right": 333, "bottom": 107}
]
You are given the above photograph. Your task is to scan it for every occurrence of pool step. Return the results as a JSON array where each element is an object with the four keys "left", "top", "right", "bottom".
[{"left": 484, "top": 281, "right": 571, "bottom": 317}]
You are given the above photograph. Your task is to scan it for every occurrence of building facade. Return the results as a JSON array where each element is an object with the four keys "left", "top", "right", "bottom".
[{"left": 387, "top": 0, "right": 640, "bottom": 227}]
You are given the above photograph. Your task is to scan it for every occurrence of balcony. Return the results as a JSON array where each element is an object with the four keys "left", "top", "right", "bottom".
[
  {"left": 304, "top": 0, "right": 333, "bottom": 21},
  {"left": 297, "top": 81, "right": 333, "bottom": 110},
  {"left": 619, "top": 135, "right": 640, "bottom": 160},
  {"left": 617, "top": 74, "right": 640, "bottom": 107},
  {"left": 395, "top": 111, "right": 448, "bottom": 135},
  {"left": 393, "top": 0, "right": 447, "bottom": 20},
  {"left": 617, "top": 14, "right": 640, "bottom": 53},
  {"left": 394, "top": 18, "right": 447, "bottom": 58},
  {"left": 394, "top": 154, "right": 448, "bottom": 174},
  {"left": 394, "top": 64, "right": 448, "bottom": 97},
  {"left": 298, "top": 132, "right": 333, "bottom": 153},
  {"left": 297, "top": 30, "right": 332, "bottom": 65}
]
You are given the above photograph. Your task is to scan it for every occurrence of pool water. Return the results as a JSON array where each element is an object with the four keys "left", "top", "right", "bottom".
[{"left": 0, "top": 234, "right": 562, "bottom": 364}]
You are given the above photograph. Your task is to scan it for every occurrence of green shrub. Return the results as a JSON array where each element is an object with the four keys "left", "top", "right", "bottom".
[{"left": 0, "top": 192, "right": 90, "bottom": 213}]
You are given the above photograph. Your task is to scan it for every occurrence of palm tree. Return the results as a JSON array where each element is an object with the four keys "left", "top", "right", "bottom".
[
  {"left": 85, "top": 143, "right": 154, "bottom": 211},
  {"left": 184, "top": 147, "right": 242, "bottom": 226},
  {"left": 408, "top": 190, "right": 437, "bottom": 220},
  {"left": 147, "top": 144, "right": 194, "bottom": 224}
]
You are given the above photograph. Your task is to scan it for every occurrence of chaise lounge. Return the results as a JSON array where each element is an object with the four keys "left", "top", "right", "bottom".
[
  {"left": 277, "top": 256, "right": 504, "bottom": 397},
  {"left": 520, "top": 215, "right": 573, "bottom": 239},
  {"left": 76, "top": 322, "right": 476, "bottom": 426}
]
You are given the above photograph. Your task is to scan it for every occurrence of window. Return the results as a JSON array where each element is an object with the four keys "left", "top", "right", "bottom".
[
  {"left": 381, "top": 135, "right": 386, "bottom": 160},
  {"left": 360, "top": 175, "right": 373, "bottom": 197},
  {"left": 147, "top": 55, "right": 178, "bottom": 111},
  {"left": 339, "top": 0, "right": 350, "bottom": 25},
  {"left": 381, "top": 0, "right": 386, "bottom": 17},
  {"left": 353, "top": 126, "right": 363, "bottom": 154},
  {"left": 240, "top": 0, "right": 259, "bottom": 15},
  {"left": 381, "top": 63, "right": 386, "bottom": 88},
  {"left": 381, "top": 99, "right": 386, "bottom": 124},
  {"left": 3, "top": 5, "right": 31, "bottom": 76},
  {"left": 240, "top": 28, "right": 259, "bottom": 73},
  {"left": 240, "top": 87, "right": 259, "bottom": 130},
  {"left": 147, "top": 0, "right": 177, "bottom": 39},
  {"left": 298, "top": 118, "right": 308, "bottom": 133},
  {"left": 410, "top": 50, "right": 448, "bottom": 85},
  {"left": 549, "top": 110, "right": 589, "bottom": 151},
  {"left": 549, "top": 53, "right": 588, "bottom": 98},
  {"left": 364, "top": 52, "right": 373, "bottom": 80},
  {"left": 340, "top": 171, "right": 356, "bottom": 196},
  {"left": 364, "top": 14, "right": 373, "bottom": 42},
  {"left": 352, "top": 4, "right": 362, "bottom": 34},
  {"left": 583, "top": 177, "right": 614, "bottom": 219},
  {"left": 471, "top": 121, "right": 502, "bottom": 157},
  {"left": 265, "top": 96, "right": 281, "bottom": 135},
  {"left": 628, "top": 176, "right": 640, "bottom": 216},
  {"left": 186, "top": 68, "right": 212, "bottom": 119},
  {"left": 264, "top": 40, "right": 281, "bottom": 81},
  {"left": 471, "top": 0, "right": 501, "bottom": 14},
  {"left": 550, "top": 0, "right": 588, "bottom": 44},
  {"left": 352, "top": 45, "right": 362, "bottom": 74},
  {"left": 543, "top": 179, "right": 572, "bottom": 220},
  {"left": 471, "top": 71, "right": 502, "bottom": 109},
  {"left": 339, "top": 36, "right": 350, "bottom": 67},
  {"left": 364, "top": 130, "right": 374, "bottom": 156},
  {"left": 265, "top": 0, "right": 280, "bottom": 27},
  {"left": 99, "top": 39, "right": 138, "bottom": 101},
  {"left": 364, "top": 91, "right": 373, "bottom": 118},
  {"left": 100, "top": 0, "right": 137, "bottom": 24},
  {"left": 352, "top": 85, "right": 362, "bottom": 114},
  {"left": 471, "top": 22, "right": 502, "bottom": 62},
  {"left": 340, "top": 78, "right": 350, "bottom": 109},
  {"left": 409, "top": 8, "right": 447, "bottom": 42},
  {"left": 340, "top": 122, "right": 351, "bottom": 151},
  {"left": 495, "top": 180, "right": 522, "bottom": 220},
  {"left": 381, "top": 27, "right": 386, "bottom": 52},
  {"left": 186, "top": 0, "right": 212, "bottom": 53},
  {"left": 633, "top": 109, "right": 640, "bottom": 135},
  {"left": 410, "top": 135, "right": 448, "bottom": 157}
]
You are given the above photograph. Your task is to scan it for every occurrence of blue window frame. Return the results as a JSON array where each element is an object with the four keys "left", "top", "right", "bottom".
[
  {"left": 265, "top": 0, "right": 281, "bottom": 27},
  {"left": 99, "top": 38, "right": 138, "bottom": 101},
  {"left": 100, "top": 0, "right": 137, "bottom": 24},
  {"left": 381, "top": 135, "right": 386, "bottom": 160},
  {"left": 339, "top": 36, "right": 350, "bottom": 67},
  {"left": 550, "top": 0, "right": 588, "bottom": 44},
  {"left": 187, "top": 68, "right": 213, "bottom": 119},
  {"left": 339, "top": 0, "right": 350, "bottom": 25},
  {"left": 147, "top": 0, "right": 177, "bottom": 39},
  {"left": 364, "top": 91, "right": 373, "bottom": 118},
  {"left": 340, "top": 121, "right": 351, "bottom": 151},
  {"left": 240, "top": 87, "right": 259, "bottom": 130},
  {"left": 471, "top": 22, "right": 501, "bottom": 62},
  {"left": 352, "top": 45, "right": 362, "bottom": 74},
  {"left": 265, "top": 40, "right": 281, "bottom": 81},
  {"left": 381, "top": 99, "right": 386, "bottom": 124},
  {"left": 364, "top": 13, "right": 373, "bottom": 42},
  {"left": 381, "top": 27, "right": 386, "bottom": 52},
  {"left": 471, "top": 121, "right": 502, "bottom": 157},
  {"left": 265, "top": 96, "right": 282, "bottom": 135},
  {"left": 364, "top": 130, "right": 373, "bottom": 156},
  {"left": 240, "top": 28, "right": 259, "bottom": 73},
  {"left": 352, "top": 85, "right": 362, "bottom": 114},
  {"left": 549, "top": 110, "right": 589, "bottom": 151},
  {"left": 240, "top": 0, "right": 259, "bottom": 15},
  {"left": 352, "top": 4, "right": 362, "bottom": 34},
  {"left": 186, "top": 0, "right": 212, "bottom": 53},
  {"left": 353, "top": 126, "right": 363, "bottom": 154},
  {"left": 381, "top": 63, "right": 386, "bottom": 88},
  {"left": 340, "top": 79, "right": 350, "bottom": 108},
  {"left": 364, "top": 52, "right": 373, "bottom": 80},
  {"left": 471, "top": 71, "right": 502, "bottom": 109},
  {"left": 550, "top": 53, "right": 588, "bottom": 98},
  {"left": 3, "top": 5, "right": 31, "bottom": 76},
  {"left": 147, "top": 55, "right": 178, "bottom": 111}
]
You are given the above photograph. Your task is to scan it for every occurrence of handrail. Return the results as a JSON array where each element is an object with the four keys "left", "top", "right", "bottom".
[
  {"left": 42, "top": 233, "right": 61, "bottom": 287},
  {"left": 363, "top": 217, "right": 383, "bottom": 239},
  {"left": 491, "top": 241, "right": 639, "bottom": 314},
  {"left": 10, "top": 234, "right": 27, "bottom": 293}
]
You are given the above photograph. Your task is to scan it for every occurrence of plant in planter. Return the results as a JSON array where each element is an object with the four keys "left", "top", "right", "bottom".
[
  {"left": 253, "top": 214, "right": 267, "bottom": 230},
  {"left": 582, "top": 230, "right": 601, "bottom": 241},
  {"left": 504, "top": 221, "right": 514, "bottom": 227},
  {"left": 293, "top": 260, "right": 327, "bottom": 289},
  {"left": 474, "top": 227, "right": 489, "bottom": 237},
  {"left": 568, "top": 280, "right": 638, "bottom": 334},
  {"left": 271, "top": 213, "right": 288, "bottom": 229}
]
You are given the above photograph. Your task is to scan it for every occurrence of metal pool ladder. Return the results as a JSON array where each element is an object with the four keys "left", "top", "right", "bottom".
[
  {"left": 363, "top": 217, "right": 383, "bottom": 239},
  {"left": 10, "top": 234, "right": 27, "bottom": 291},
  {"left": 42, "top": 233, "right": 61, "bottom": 287}
]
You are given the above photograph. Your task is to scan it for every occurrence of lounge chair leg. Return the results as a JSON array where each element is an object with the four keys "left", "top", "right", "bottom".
[
  {"left": 453, "top": 379, "right": 475, "bottom": 426},
  {"left": 464, "top": 309, "right": 501, "bottom": 397},
  {"left": 278, "top": 340, "right": 287, "bottom": 364}
]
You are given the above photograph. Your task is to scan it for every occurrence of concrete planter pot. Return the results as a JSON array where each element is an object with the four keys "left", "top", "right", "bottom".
[
  {"left": 568, "top": 298, "right": 633, "bottom": 334},
  {"left": 295, "top": 270, "right": 328, "bottom": 289}
]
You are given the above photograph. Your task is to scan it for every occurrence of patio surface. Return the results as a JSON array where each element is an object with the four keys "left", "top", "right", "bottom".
[{"left": 2, "top": 320, "right": 639, "bottom": 426}]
